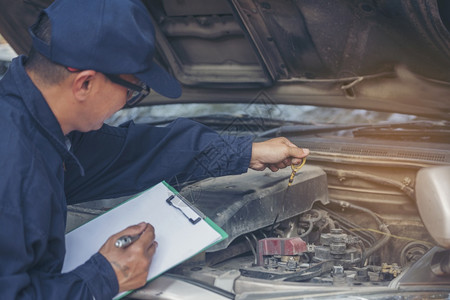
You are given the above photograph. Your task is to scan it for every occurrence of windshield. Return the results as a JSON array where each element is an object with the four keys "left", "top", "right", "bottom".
[{"left": 106, "top": 103, "right": 422, "bottom": 127}]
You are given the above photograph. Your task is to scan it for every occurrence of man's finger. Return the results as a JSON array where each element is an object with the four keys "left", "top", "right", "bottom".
[
  {"left": 147, "top": 241, "right": 158, "bottom": 257},
  {"left": 282, "top": 158, "right": 291, "bottom": 166},
  {"left": 111, "top": 222, "right": 148, "bottom": 240},
  {"left": 291, "top": 158, "right": 304, "bottom": 165},
  {"left": 276, "top": 161, "right": 287, "bottom": 169},
  {"left": 268, "top": 165, "right": 279, "bottom": 172},
  {"left": 139, "top": 242, "right": 157, "bottom": 270},
  {"left": 136, "top": 223, "right": 155, "bottom": 247}
]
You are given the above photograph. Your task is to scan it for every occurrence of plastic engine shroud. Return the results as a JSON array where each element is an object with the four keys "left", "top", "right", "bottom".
[{"left": 179, "top": 165, "right": 329, "bottom": 252}]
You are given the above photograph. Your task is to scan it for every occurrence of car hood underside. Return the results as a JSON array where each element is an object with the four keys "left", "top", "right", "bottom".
[{"left": 1, "top": 0, "right": 450, "bottom": 118}]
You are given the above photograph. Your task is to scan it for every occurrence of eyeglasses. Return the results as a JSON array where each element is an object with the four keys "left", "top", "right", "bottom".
[
  {"left": 103, "top": 74, "right": 150, "bottom": 107},
  {"left": 66, "top": 67, "right": 150, "bottom": 107}
]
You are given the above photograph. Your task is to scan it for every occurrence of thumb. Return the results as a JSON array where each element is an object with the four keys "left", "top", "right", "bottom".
[
  {"left": 288, "top": 147, "right": 309, "bottom": 165},
  {"left": 116, "top": 222, "right": 148, "bottom": 237},
  {"left": 288, "top": 146, "right": 309, "bottom": 158}
]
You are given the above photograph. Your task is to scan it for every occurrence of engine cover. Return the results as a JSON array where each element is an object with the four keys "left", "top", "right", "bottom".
[{"left": 180, "top": 165, "right": 329, "bottom": 251}]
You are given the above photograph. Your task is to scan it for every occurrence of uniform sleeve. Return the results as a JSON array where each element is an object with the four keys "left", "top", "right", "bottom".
[
  {"left": 0, "top": 233, "right": 117, "bottom": 299},
  {"left": 0, "top": 145, "right": 119, "bottom": 299},
  {"left": 65, "top": 118, "right": 253, "bottom": 204}
]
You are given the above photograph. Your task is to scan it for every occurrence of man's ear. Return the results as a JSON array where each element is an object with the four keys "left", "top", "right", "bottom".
[{"left": 71, "top": 70, "right": 97, "bottom": 101}]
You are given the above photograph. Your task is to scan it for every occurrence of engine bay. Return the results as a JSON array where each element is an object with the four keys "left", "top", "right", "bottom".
[
  {"left": 153, "top": 135, "right": 449, "bottom": 297},
  {"left": 169, "top": 167, "right": 434, "bottom": 291}
]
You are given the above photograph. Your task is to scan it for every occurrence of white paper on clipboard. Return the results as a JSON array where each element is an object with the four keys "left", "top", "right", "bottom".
[{"left": 62, "top": 181, "right": 227, "bottom": 299}]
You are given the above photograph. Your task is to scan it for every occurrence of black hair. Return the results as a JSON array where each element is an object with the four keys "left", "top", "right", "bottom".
[{"left": 25, "top": 13, "right": 70, "bottom": 85}]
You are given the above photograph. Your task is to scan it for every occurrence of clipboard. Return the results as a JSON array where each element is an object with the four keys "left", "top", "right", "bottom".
[{"left": 62, "top": 181, "right": 228, "bottom": 299}]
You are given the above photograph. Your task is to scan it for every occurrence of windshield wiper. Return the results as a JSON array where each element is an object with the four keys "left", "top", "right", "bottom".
[{"left": 145, "top": 113, "right": 312, "bottom": 130}]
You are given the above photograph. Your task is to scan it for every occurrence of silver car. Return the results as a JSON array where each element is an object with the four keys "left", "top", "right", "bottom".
[{"left": 2, "top": 0, "right": 449, "bottom": 299}]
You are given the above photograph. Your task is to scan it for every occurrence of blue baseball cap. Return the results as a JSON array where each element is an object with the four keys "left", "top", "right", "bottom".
[{"left": 29, "top": 0, "right": 181, "bottom": 99}]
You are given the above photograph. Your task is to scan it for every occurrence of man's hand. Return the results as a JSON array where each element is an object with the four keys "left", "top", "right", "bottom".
[
  {"left": 99, "top": 222, "right": 157, "bottom": 293},
  {"left": 249, "top": 137, "right": 309, "bottom": 172}
]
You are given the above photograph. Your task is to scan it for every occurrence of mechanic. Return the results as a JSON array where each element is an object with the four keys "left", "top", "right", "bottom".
[{"left": 0, "top": 0, "right": 309, "bottom": 299}]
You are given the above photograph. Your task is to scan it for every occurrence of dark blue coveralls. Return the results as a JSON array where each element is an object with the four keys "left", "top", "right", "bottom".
[{"left": 0, "top": 56, "right": 252, "bottom": 299}]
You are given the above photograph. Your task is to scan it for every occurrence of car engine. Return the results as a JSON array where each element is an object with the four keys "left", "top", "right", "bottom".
[{"left": 143, "top": 134, "right": 449, "bottom": 297}]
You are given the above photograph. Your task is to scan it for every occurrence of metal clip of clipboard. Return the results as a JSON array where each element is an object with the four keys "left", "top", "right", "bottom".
[{"left": 166, "top": 193, "right": 205, "bottom": 225}]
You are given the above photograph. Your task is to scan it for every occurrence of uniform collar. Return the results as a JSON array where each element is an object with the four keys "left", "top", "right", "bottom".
[{"left": 9, "top": 56, "right": 85, "bottom": 176}]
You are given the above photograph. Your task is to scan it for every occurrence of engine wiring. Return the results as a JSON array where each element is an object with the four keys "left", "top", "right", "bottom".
[
  {"left": 322, "top": 167, "right": 415, "bottom": 199},
  {"left": 350, "top": 228, "right": 435, "bottom": 247},
  {"left": 329, "top": 199, "right": 391, "bottom": 261}
]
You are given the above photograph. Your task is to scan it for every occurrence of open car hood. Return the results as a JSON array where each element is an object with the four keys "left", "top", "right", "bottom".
[{"left": 1, "top": 0, "right": 450, "bottom": 119}]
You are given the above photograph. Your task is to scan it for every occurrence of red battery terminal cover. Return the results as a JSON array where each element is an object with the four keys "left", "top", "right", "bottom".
[{"left": 257, "top": 237, "right": 307, "bottom": 266}]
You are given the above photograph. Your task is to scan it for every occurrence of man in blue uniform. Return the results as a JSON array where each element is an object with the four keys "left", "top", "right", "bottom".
[{"left": 0, "top": 0, "right": 309, "bottom": 298}]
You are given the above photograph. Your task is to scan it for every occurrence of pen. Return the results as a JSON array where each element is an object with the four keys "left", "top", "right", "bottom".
[{"left": 115, "top": 233, "right": 141, "bottom": 248}]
